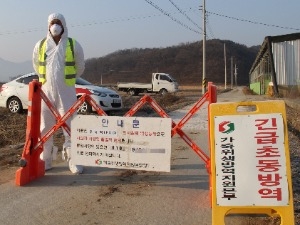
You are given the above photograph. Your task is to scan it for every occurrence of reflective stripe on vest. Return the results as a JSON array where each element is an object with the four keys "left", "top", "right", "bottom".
[{"left": 38, "top": 38, "right": 77, "bottom": 86}]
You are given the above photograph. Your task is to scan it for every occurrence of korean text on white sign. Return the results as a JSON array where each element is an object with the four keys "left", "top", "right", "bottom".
[{"left": 71, "top": 115, "right": 172, "bottom": 172}]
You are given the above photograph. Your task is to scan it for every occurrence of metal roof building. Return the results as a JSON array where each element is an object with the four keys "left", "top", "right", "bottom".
[{"left": 249, "top": 32, "right": 300, "bottom": 97}]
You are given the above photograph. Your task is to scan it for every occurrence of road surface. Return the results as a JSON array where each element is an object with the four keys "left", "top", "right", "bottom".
[{"left": 0, "top": 88, "right": 268, "bottom": 225}]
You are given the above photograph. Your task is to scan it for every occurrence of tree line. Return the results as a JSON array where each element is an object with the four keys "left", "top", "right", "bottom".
[{"left": 82, "top": 39, "right": 260, "bottom": 86}]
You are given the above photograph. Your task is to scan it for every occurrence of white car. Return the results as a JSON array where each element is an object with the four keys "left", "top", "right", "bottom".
[{"left": 0, "top": 73, "right": 123, "bottom": 114}]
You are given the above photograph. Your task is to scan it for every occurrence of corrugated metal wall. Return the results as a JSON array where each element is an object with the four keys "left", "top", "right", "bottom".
[
  {"left": 249, "top": 54, "right": 272, "bottom": 94},
  {"left": 272, "top": 39, "right": 300, "bottom": 85}
]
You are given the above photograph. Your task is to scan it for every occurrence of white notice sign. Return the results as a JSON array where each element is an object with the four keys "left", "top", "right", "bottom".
[{"left": 71, "top": 115, "right": 171, "bottom": 172}]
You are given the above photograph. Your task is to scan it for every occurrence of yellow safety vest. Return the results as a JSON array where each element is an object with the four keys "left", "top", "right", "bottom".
[{"left": 38, "top": 38, "right": 77, "bottom": 86}]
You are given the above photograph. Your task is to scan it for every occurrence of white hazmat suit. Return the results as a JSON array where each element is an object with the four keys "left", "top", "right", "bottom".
[{"left": 32, "top": 13, "right": 85, "bottom": 173}]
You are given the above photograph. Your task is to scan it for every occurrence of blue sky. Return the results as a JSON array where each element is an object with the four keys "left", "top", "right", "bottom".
[{"left": 0, "top": 0, "right": 299, "bottom": 63}]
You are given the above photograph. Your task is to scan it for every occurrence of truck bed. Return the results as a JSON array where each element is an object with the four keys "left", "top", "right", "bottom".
[{"left": 117, "top": 82, "right": 152, "bottom": 89}]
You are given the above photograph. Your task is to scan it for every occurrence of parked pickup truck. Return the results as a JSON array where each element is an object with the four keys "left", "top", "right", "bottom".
[{"left": 117, "top": 72, "right": 179, "bottom": 96}]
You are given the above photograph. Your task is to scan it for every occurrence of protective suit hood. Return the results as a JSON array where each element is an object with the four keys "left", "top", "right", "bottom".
[{"left": 47, "top": 13, "right": 68, "bottom": 40}]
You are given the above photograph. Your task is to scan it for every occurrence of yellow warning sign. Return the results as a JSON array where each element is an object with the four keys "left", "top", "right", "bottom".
[{"left": 209, "top": 100, "right": 294, "bottom": 225}]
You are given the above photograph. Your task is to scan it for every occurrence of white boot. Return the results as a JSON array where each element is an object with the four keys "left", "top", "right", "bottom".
[
  {"left": 68, "top": 159, "right": 83, "bottom": 174},
  {"left": 40, "top": 147, "right": 53, "bottom": 171},
  {"left": 44, "top": 158, "right": 52, "bottom": 171},
  {"left": 42, "top": 146, "right": 57, "bottom": 171},
  {"left": 62, "top": 145, "right": 83, "bottom": 174}
]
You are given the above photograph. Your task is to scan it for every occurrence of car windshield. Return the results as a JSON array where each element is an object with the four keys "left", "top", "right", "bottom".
[
  {"left": 16, "top": 74, "right": 39, "bottom": 84},
  {"left": 168, "top": 74, "right": 177, "bottom": 82},
  {"left": 76, "top": 77, "right": 92, "bottom": 85}
]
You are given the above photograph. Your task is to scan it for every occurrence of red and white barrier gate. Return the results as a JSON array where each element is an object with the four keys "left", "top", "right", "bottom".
[
  {"left": 15, "top": 80, "right": 107, "bottom": 186},
  {"left": 15, "top": 80, "right": 217, "bottom": 186}
]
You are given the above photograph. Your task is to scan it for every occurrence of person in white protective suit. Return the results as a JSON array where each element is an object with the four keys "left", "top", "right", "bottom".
[{"left": 32, "top": 13, "right": 85, "bottom": 174}]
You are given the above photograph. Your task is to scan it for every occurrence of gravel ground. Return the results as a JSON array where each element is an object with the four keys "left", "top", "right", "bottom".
[
  {"left": 289, "top": 130, "right": 300, "bottom": 224},
  {"left": 286, "top": 105, "right": 300, "bottom": 224}
]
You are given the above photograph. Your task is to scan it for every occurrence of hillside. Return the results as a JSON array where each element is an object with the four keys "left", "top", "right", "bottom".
[
  {"left": 82, "top": 39, "right": 260, "bottom": 86},
  {"left": 0, "top": 58, "right": 32, "bottom": 83}
]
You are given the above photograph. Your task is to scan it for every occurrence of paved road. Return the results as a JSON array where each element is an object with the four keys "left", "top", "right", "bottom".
[{"left": 0, "top": 88, "right": 267, "bottom": 225}]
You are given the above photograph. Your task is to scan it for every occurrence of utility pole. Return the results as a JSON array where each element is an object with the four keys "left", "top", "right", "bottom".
[
  {"left": 202, "top": 0, "right": 206, "bottom": 94},
  {"left": 231, "top": 56, "right": 233, "bottom": 89},
  {"left": 224, "top": 43, "right": 227, "bottom": 89},
  {"left": 234, "top": 64, "right": 238, "bottom": 86}
]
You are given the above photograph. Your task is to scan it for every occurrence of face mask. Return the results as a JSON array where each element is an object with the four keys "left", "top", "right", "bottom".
[{"left": 50, "top": 24, "right": 62, "bottom": 36}]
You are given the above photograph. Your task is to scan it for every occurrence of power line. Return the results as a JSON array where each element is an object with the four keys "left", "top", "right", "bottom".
[
  {"left": 207, "top": 11, "right": 300, "bottom": 31},
  {"left": 168, "top": 0, "right": 203, "bottom": 31},
  {"left": 206, "top": 15, "right": 215, "bottom": 40},
  {"left": 0, "top": 9, "right": 200, "bottom": 36},
  {"left": 0, "top": 13, "right": 165, "bottom": 36},
  {"left": 144, "top": 0, "right": 201, "bottom": 34},
  {"left": 70, "top": 14, "right": 164, "bottom": 28},
  {"left": 0, "top": 27, "right": 44, "bottom": 36},
  {"left": 1, "top": 8, "right": 298, "bottom": 37}
]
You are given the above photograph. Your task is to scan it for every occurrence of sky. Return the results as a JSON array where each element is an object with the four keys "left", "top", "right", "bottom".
[{"left": 0, "top": 0, "right": 299, "bottom": 63}]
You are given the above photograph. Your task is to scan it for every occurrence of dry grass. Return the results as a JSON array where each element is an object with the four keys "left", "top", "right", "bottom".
[{"left": 0, "top": 108, "right": 27, "bottom": 147}]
